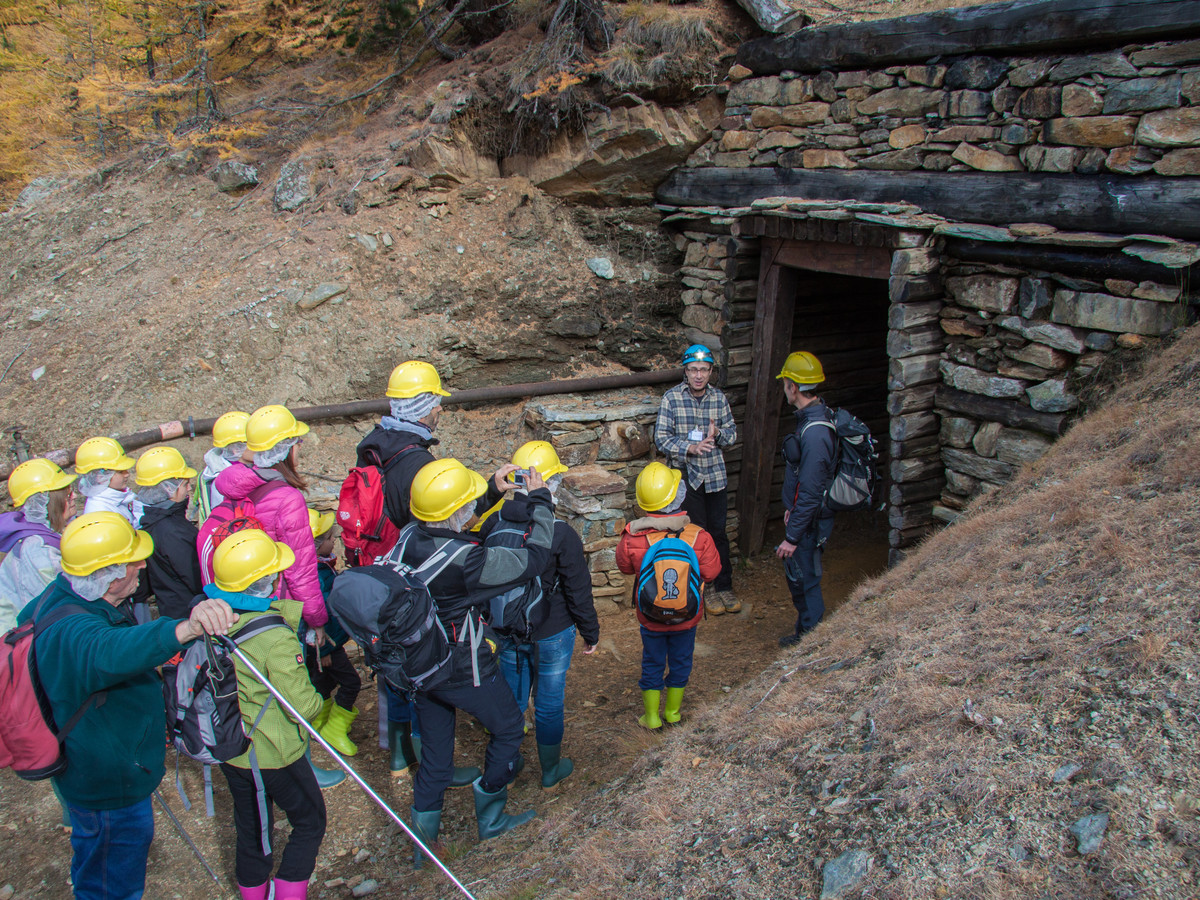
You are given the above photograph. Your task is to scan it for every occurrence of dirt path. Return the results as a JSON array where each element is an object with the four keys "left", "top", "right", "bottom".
[{"left": 0, "top": 513, "right": 887, "bottom": 899}]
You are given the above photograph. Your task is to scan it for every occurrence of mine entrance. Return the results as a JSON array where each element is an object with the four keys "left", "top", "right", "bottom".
[{"left": 738, "top": 239, "right": 892, "bottom": 575}]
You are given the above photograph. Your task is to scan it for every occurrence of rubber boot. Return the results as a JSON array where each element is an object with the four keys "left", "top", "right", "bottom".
[
  {"left": 410, "top": 806, "right": 443, "bottom": 869},
  {"left": 304, "top": 743, "right": 345, "bottom": 790},
  {"left": 638, "top": 689, "right": 663, "bottom": 730},
  {"left": 663, "top": 687, "right": 685, "bottom": 725},
  {"left": 472, "top": 777, "right": 536, "bottom": 840},
  {"left": 389, "top": 721, "right": 419, "bottom": 775},
  {"left": 272, "top": 877, "right": 308, "bottom": 899},
  {"left": 319, "top": 703, "right": 359, "bottom": 757},
  {"left": 312, "top": 697, "right": 333, "bottom": 732},
  {"left": 238, "top": 882, "right": 270, "bottom": 900},
  {"left": 536, "top": 743, "right": 573, "bottom": 788}
]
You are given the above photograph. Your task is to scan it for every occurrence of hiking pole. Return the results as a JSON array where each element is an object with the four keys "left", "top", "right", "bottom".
[
  {"left": 224, "top": 641, "right": 478, "bottom": 900},
  {"left": 152, "top": 788, "right": 229, "bottom": 897}
]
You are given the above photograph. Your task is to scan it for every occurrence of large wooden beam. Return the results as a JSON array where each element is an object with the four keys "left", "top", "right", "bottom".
[
  {"left": 739, "top": 241, "right": 797, "bottom": 556},
  {"left": 737, "top": 0, "right": 1200, "bottom": 75},
  {"left": 657, "top": 168, "right": 1200, "bottom": 241},
  {"left": 936, "top": 385, "right": 1068, "bottom": 435},
  {"left": 769, "top": 240, "right": 892, "bottom": 279}
]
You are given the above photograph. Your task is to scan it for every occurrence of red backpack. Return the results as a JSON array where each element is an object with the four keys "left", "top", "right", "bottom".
[
  {"left": 337, "top": 445, "right": 417, "bottom": 567},
  {"left": 0, "top": 598, "right": 105, "bottom": 780},
  {"left": 196, "top": 481, "right": 287, "bottom": 584}
]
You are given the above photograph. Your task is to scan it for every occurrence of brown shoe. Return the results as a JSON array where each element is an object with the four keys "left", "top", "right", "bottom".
[
  {"left": 721, "top": 591, "right": 742, "bottom": 613},
  {"left": 705, "top": 594, "right": 725, "bottom": 615}
]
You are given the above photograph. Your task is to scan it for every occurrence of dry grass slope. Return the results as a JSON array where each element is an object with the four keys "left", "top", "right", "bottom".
[{"left": 475, "top": 326, "right": 1200, "bottom": 899}]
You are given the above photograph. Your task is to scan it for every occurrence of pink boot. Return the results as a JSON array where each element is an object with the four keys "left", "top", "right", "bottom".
[
  {"left": 273, "top": 878, "right": 309, "bottom": 900},
  {"left": 238, "top": 884, "right": 270, "bottom": 900}
]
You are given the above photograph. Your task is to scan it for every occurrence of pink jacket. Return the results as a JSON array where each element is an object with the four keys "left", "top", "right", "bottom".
[{"left": 212, "top": 464, "right": 328, "bottom": 627}]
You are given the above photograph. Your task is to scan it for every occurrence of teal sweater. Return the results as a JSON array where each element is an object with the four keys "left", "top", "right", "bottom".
[{"left": 19, "top": 574, "right": 186, "bottom": 810}]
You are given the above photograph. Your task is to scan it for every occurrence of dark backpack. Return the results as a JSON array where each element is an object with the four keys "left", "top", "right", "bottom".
[
  {"left": 337, "top": 445, "right": 418, "bottom": 568},
  {"left": 162, "top": 614, "right": 288, "bottom": 824},
  {"left": 801, "top": 407, "right": 880, "bottom": 513},
  {"left": 476, "top": 504, "right": 545, "bottom": 641},
  {"left": 634, "top": 525, "right": 703, "bottom": 626},
  {"left": 196, "top": 481, "right": 287, "bottom": 584},
  {"left": 0, "top": 600, "right": 105, "bottom": 781},
  {"left": 327, "top": 565, "right": 452, "bottom": 697}
]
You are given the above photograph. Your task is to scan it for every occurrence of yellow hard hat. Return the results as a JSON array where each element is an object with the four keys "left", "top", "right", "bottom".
[
  {"left": 386, "top": 361, "right": 451, "bottom": 399},
  {"left": 60, "top": 511, "right": 153, "bottom": 576},
  {"left": 74, "top": 437, "right": 135, "bottom": 474},
  {"left": 308, "top": 508, "right": 336, "bottom": 538},
  {"left": 213, "top": 528, "right": 295, "bottom": 593},
  {"left": 8, "top": 459, "right": 76, "bottom": 507},
  {"left": 511, "top": 440, "right": 568, "bottom": 480},
  {"left": 245, "top": 405, "right": 310, "bottom": 452},
  {"left": 410, "top": 458, "right": 487, "bottom": 522},
  {"left": 134, "top": 447, "right": 198, "bottom": 486},
  {"left": 212, "top": 411, "right": 251, "bottom": 448},
  {"left": 777, "top": 351, "right": 825, "bottom": 386},
  {"left": 636, "top": 461, "right": 683, "bottom": 513}
]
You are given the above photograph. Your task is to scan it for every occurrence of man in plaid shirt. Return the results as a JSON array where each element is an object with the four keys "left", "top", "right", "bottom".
[{"left": 654, "top": 344, "right": 739, "bottom": 614}]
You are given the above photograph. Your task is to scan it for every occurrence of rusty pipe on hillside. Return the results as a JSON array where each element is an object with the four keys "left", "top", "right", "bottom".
[{"left": 1, "top": 370, "right": 682, "bottom": 480}]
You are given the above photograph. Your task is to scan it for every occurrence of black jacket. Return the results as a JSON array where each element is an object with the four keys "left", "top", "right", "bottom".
[
  {"left": 781, "top": 400, "right": 836, "bottom": 543},
  {"left": 388, "top": 488, "right": 555, "bottom": 688},
  {"left": 479, "top": 495, "right": 600, "bottom": 645},
  {"left": 355, "top": 424, "right": 437, "bottom": 529},
  {"left": 138, "top": 500, "right": 203, "bottom": 620}
]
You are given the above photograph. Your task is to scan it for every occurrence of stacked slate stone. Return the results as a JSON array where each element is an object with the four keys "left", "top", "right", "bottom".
[{"left": 695, "top": 40, "right": 1200, "bottom": 176}]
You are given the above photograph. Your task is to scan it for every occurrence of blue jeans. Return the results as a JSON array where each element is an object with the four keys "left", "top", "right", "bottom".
[
  {"left": 639, "top": 625, "right": 697, "bottom": 691},
  {"left": 785, "top": 516, "right": 835, "bottom": 634},
  {"left": 498, "top": 625, "right": 576, "bottom": 746},
  {"left": 67, "top": 797, "right": 155, "bottom": 900},
  {"left": 384, "top": 685, "right": 421, "bottom": 738}
]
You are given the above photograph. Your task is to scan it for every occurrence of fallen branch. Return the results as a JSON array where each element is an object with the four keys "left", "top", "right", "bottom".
[
  {"left": 0, "top": 342, "right": 32, "bottom": 388},
  {"left": 748, "top": 656, "right": 834, "bottom": 713}
]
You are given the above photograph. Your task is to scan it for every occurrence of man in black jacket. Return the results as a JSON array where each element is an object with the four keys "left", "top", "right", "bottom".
[
  {"left": 131, "top": 447, "right": 203, "bottom": 619},
  {"left": 775, "top": 352, "right": 836, "bottom": 647},
  {"left": 383, "top": 457, "right": 554, "bottom": 867}
]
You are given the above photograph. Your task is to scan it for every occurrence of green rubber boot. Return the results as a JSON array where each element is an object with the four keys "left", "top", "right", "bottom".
[
  {"left": 472, "top": 778, "right": 536, "bottom": 840},
  {"left": 663, "top": 687, "right": 685, "bottom": 725},
  {"left": 388, "top": 722, "right": 480, "bottom": 786},
  {"left": 304, "top": 743, "right": 345, "bottom": 790},
  {"left": 410, "top": 806, "right": 443, "bottom": 869},
  {"left": 312, "top": 697, "right": 333, "bottom": 732},
  {"left": 638, "top": 689, "right": 663, "bottom": 730},
  {"left": 319, "top": 703, "right": 359, "bottom": 757},
  {"left": 536, "top": 743, "right": 573, "bottom": 788}
]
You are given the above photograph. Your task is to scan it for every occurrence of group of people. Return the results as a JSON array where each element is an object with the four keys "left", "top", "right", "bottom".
[{"left": 0, "top": 345, "right": 840, "bottom": 899}]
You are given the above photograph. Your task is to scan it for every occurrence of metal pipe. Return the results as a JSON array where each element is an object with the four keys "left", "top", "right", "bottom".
[
  {"left": 225, "top": 640, "right": 477, "bottom": 900},
  {"left": 2, "top": 369, "right": 681, "bottom": 480}
]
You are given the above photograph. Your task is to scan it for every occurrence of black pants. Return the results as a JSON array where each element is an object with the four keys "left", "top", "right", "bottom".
[
  {"left": 412, "top": 671, "right": 525, "bottom": 812},
  {"left": 220, "top": 756, "right": 327, "bottom": 887},
  {"left": 305, "top": 644, "right": 362, "bottom": 710},
  {"left": 682, "top": 482, "right": 733, "bottom": 591}
]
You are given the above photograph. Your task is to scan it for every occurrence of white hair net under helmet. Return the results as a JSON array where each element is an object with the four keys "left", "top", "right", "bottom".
[
  {"left": 389, "top": 394, "right": 441, "bottom": 424},
  {"left": 432, "top": 504, "right": 475, "bottom": 534},
  {"left": 65, "top": 563, "right": 129, "bottom": 602},
  {"left": 220, "top": 442, "right": 247, "bottom": 462},
  {"left": 78, "top": 469, "right": 115, "bottom": 497},
  {"left": 22, "top": 492, "right": 51, "bottom": 526},
  {"left": 659, "top": 480, "right": 687, "bottom": 515},
  {"left": 253, "top": 436, "right": 300, "bottom": 469},
  {"left": 135, "top": 478, "right": 185, "bottom": 509},
  {"left": 243, "top": 572, "right": 279, "bottom": 598}
]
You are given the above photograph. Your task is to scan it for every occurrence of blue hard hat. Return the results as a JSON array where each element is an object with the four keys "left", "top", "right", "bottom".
[{"left": 681, "top": 344, "right": 715, "bottom": 367}]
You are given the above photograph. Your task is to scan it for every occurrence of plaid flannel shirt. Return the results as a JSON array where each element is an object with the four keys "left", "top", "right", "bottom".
[{"left": 654, "top": 381, "right": 737, "bottom": 492}]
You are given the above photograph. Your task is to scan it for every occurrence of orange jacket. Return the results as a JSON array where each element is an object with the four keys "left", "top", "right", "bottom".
[{"left": 617, "top": 512, "right": 720, "bottom": 632}]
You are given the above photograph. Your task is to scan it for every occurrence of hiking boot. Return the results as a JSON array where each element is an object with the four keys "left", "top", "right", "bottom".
[
  {"left": 319, "top": 703, "right": 359, "bottom": 757},
  {"left": 720, "top": 591, "right": 742, "bottom": 613},
  {"left": 410, "top": 806, "right": 443, "bottom": 869},
  {"left": 638, "top": 689, "right": 663, "bottom": 730},
  {"left": 778, "top": 632, "right": 802, "bottom": 647},
  {"left": 704, "top": 594, "right": 725, "bottom": 616},
  {"left": 663, "top": 687, "right": 685, "bottom": 726},
  {"left": 472, "top": 778, "right": 536, "bottom": 840},
  {"left": 536, "top": 743, "right": 573, "bottom": 788}
]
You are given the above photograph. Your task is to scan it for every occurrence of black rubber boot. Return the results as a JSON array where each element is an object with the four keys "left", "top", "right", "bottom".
[
  {"left": 388, "top": 721, "right": 418, "bottom": 775},
  {"left": 536, "top": 743, "right": 573, "bottom": 788},
  {"left": 472, "top": 778, "right": 536, "bottom": 840},
  {"left": 410, "top": 806, "right": 442, "bottom": 869}
]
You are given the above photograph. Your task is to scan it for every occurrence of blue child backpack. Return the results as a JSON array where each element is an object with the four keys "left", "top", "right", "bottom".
[{"left": 634, "top": 524, "right": 703, "bottom": 625}]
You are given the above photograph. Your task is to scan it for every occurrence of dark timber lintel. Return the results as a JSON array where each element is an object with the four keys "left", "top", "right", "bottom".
[
  {"left": 656, "top": 168, "right": 1200, "bottom": 241},
  {"left": 738, "top": 0, "right": 1200, "bottom": 75}
]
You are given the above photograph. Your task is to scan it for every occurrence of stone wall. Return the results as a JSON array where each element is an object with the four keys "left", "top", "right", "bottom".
[{"left": 694, "top": 40, "right": 1200, "bottom": 177}]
